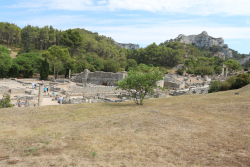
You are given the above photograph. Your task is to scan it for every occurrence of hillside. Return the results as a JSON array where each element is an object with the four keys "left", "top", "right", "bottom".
[
  {"left": 0, "top": 85, "right": 249, "bottom": 166},
  {"left": 0, "top": 22, "right": 248, "bottom": 79}
]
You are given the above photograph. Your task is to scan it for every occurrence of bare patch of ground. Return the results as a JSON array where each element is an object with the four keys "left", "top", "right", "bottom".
[
  {"left": 10, "top": 50, "right": 18, "bottom": 59},
  {"left": 0, "top": 85, "right": 249, "bottom": 166}
]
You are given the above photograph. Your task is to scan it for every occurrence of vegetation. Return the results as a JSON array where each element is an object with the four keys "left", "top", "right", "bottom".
[
  {"left": 208, "top": 73, "right": 250, "bottom": 93},
  {"left": 0, "top": 93, "right": 12, "bottom": 108},
  {"left": 0, "top": 22, "right": 244, "bottom": 79},
  {"left": 0, "top": 45, "right": 12, "bottom": 78},
  {"left": 40, "top": 59, "right": 50, "bottom": 80},
  {"left": 116, "top": 64, "right": 165, "bottom": 105}
]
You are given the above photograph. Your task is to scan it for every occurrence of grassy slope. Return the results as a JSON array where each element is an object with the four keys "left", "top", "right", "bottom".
[{"left": 0, "top": 85, "right": 249, "bottom": 166}]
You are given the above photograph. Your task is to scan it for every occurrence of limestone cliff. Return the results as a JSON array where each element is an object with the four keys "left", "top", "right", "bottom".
[
  {"left": 174, "top": 31, "right": 233, "bottom": 58},
  {"left": 238, "top": 55, "right": 250, "bottom": 65}
]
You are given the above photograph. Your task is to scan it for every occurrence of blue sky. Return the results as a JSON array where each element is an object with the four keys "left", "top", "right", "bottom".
[{"left": 1, "top": 0, "right": 250, "bottom": 54}]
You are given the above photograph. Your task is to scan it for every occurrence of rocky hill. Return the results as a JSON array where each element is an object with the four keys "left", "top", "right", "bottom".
[
  {"left": 238, "top": 55, "right": 250, "bottom": 65},
  {"left": 173, "top": 31, "right": 233, "bottom": 58}
]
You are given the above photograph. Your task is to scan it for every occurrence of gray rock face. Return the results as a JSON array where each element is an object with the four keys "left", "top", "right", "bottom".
[
  {"left": 238, "top": 55, "right": 250, "bottom": 65},
  {"left": 221, "top": 47, "right": 233, "bottom": 58},
  {"left": 174, "top": 31, "right": 233, "bottom": 58}
]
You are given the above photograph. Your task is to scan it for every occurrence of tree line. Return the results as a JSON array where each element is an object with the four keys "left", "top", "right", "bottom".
[{"left": 0, "top": 22, "right": 244, "bottom": 79}]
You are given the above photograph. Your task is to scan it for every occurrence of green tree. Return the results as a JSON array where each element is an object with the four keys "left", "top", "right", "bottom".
[
  {"left": 0, "top": 45, "right": 12, "bottom": 78},
  {"left": 104, "top": 59, "right": 120, "bottom": 72},
  {"left": 21, "top": 25, "right": 33, "bottom": 53},
  {"left": 43, "top": 45, "right": 72, "bottom": 79},
  {"left": 12, "top": 54, "right": 36, "bottom": 77},
  {"left": 40, "top": 59, "right": 50, "bottom": 80},
  {"left": 224, "top": 59, "right": 242, "bottom": 71},
  {"left": 126, "top": 59, "right": 137, "bottom": 71},
  {"left": 116, "top": 64, "right": 165, "bottom": 105},
  {"left": 60, "top": 29, "right": 83, "bottom": 57}
]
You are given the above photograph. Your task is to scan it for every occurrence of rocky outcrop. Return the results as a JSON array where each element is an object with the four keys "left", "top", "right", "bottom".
[
  {"left": 174, "top": 31, "right": 233, "bottom": 58},
  {"left": 115, "top": 42, "right": 140, "bottom": 49},
  {"left": 238, "top": 55, "right": 250, "bottom": 65}
]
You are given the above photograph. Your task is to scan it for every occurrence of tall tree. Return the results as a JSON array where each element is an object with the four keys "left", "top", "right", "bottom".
[
  {"left": 43, "top": 45, "right": 72, "bottom": 79},
  {"left": 60, "top": 29, "right": 83, "bottom": 57},
  {"left": 0, "top": 45, "right": 12, "bottom": 78},
  {"left": 21, "top": 25, "right": 33, "bottom": 53}
]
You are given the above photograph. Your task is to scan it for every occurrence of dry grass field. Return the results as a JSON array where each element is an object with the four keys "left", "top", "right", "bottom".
[{"left": 0, "top": 85, "right": 249, "bottom": 167}]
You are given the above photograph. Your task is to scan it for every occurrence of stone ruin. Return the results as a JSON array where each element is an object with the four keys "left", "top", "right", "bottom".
[
  {"left": 165, "top": 73, "right": 211, "bottom": 96},
  {"left": 3, "top": 67, "right": 240, "bottom": 107},
  {"left": 71, "top": 69, "right": 127, "bottom": 86}
]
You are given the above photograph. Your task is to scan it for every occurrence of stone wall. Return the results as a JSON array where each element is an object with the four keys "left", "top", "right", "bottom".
[
  {"left": 70, "top": 86, "right": 117, "bottom": 94},
  {"left": 9, "top": 88, "right": 26, "bottom": 94},
  {"left": 0, "top": 86, "right": 9, "bottom": 94},
  {"left": 156, "top": 80, "right": 164, "bottom": 88},
  {"left": 164, "top": 81, "right": 185, "bottom": 89},
  {"left": 72, "top": 69, "right": 126, "bottom": 86}
]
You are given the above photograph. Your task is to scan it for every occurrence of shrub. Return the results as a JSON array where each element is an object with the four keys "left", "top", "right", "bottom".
[
  {"left": 187, "top": 68, "right": 194, "bottom": 74},
  {"left": 231, "top": 73, "right": 250, "bottom": 89},
  {"left": 0, "top": 94, "right": 13, "bottom": 108},
  {"left": 177, "top": 68, "right": 184, "bottom": 75},
  {"left": 220, "top": 81, "right": 231, "bottom": 91},
  {"left": 208, "top": 80, "right": 222, "bottom": 93},
  {"left": 225, "top": 75, "right": 237, "bottom": 85}
]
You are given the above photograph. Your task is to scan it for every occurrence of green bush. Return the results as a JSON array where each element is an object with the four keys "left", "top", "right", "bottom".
[
  {"left": 209, "top": 73, "right": 250, "bottom": 93},
  {"left": 231, "top": 73, "right": 250, "bottom": 89},
  {"left": 104, "top": 59, "right": 120, "bottom": 73},
  {"left": 208, "top": 80, "right": 222, "bottom": 93},
  {"left": 220, "top": 81, "right": 231, "bottom": 91},
  {"left": 0, "top": 94, "right": 13, "bottom": 108},
  {"left": 186, "top": 68, "right": 194, "bottom": 74},
  {"left": 177, "top": 68, "right": 184, "bottom": 75}
]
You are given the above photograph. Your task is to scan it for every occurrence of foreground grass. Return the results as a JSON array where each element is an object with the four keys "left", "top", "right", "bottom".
[{"left": 0, "top": 85, "right": 249, "bottom": 166}]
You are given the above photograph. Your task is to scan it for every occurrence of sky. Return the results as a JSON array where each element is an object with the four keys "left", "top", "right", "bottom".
[{"left": 1, "top": 0, "right": 250, "bottom": 54}]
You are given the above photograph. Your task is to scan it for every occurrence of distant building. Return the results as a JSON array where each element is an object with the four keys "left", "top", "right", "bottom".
[{"left": 115, "top": 42, "right": 140, "bottom": 49}]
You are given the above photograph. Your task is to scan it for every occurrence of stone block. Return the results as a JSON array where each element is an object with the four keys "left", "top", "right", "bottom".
[{"left": 9, "top": 88, "right": 26, "bottom": 94}]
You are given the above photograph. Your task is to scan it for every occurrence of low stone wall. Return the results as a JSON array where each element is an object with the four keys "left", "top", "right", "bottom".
[
  {"left": 189, "top": 86, "right": 209, "bottom": 94},
  {"left": 9, "top": 88, "right": 26, "bottom": 94},
  {"left": 0, "top": 86, "right": 9, "bottom": 94},
  {"left": 156, "top": 80, "right": 164, "bottom": 88},
  {"left": 164, "top": 81, "right": 185, "bottom": 89},
  {"left": 72, "top": 69, "right": 126, "bottom": 86},
  {"left": 170, "top": 86, "right": 209, "bottom": 96},
  {"left": 70, "top": 86, "right": 117, "bottom": 94}
]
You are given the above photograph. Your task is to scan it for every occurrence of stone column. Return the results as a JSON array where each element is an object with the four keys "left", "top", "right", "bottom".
[
  {"left": 38, "top": 84, "right": 43, "bottom": 106},
  {"left": 69, "top": 69, "right": 71, "bottom": 79},
  {"left": 221, "top": 67, "right": 224, "bottom": 76},
  {"left": 225, "top": 68, "right": 228, "bottom": 77}
]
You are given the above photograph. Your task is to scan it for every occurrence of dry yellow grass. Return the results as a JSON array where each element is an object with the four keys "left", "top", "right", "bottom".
[{"left": 0, "top": 85, "right": 249, "bottom": 166}]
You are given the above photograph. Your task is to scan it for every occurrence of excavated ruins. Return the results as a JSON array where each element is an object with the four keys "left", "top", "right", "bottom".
[{"left": 0, "top": 68, "right": 219, "bottom": 107}]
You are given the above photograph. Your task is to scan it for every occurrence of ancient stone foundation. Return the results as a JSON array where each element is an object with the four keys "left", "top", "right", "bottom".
[{"left": 71, "top": 69, "right": 127, "bottom": 86}]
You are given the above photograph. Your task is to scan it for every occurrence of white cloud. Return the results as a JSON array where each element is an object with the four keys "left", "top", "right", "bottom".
[
  {"left": 6, "top": 0, "right": 250, "bottom": 15},
  {"left": 107, "top": 0, "right": 250, "bottom": 16},
  {"left": 98, "top": 0, "right": 107, "bottom": 5}
]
